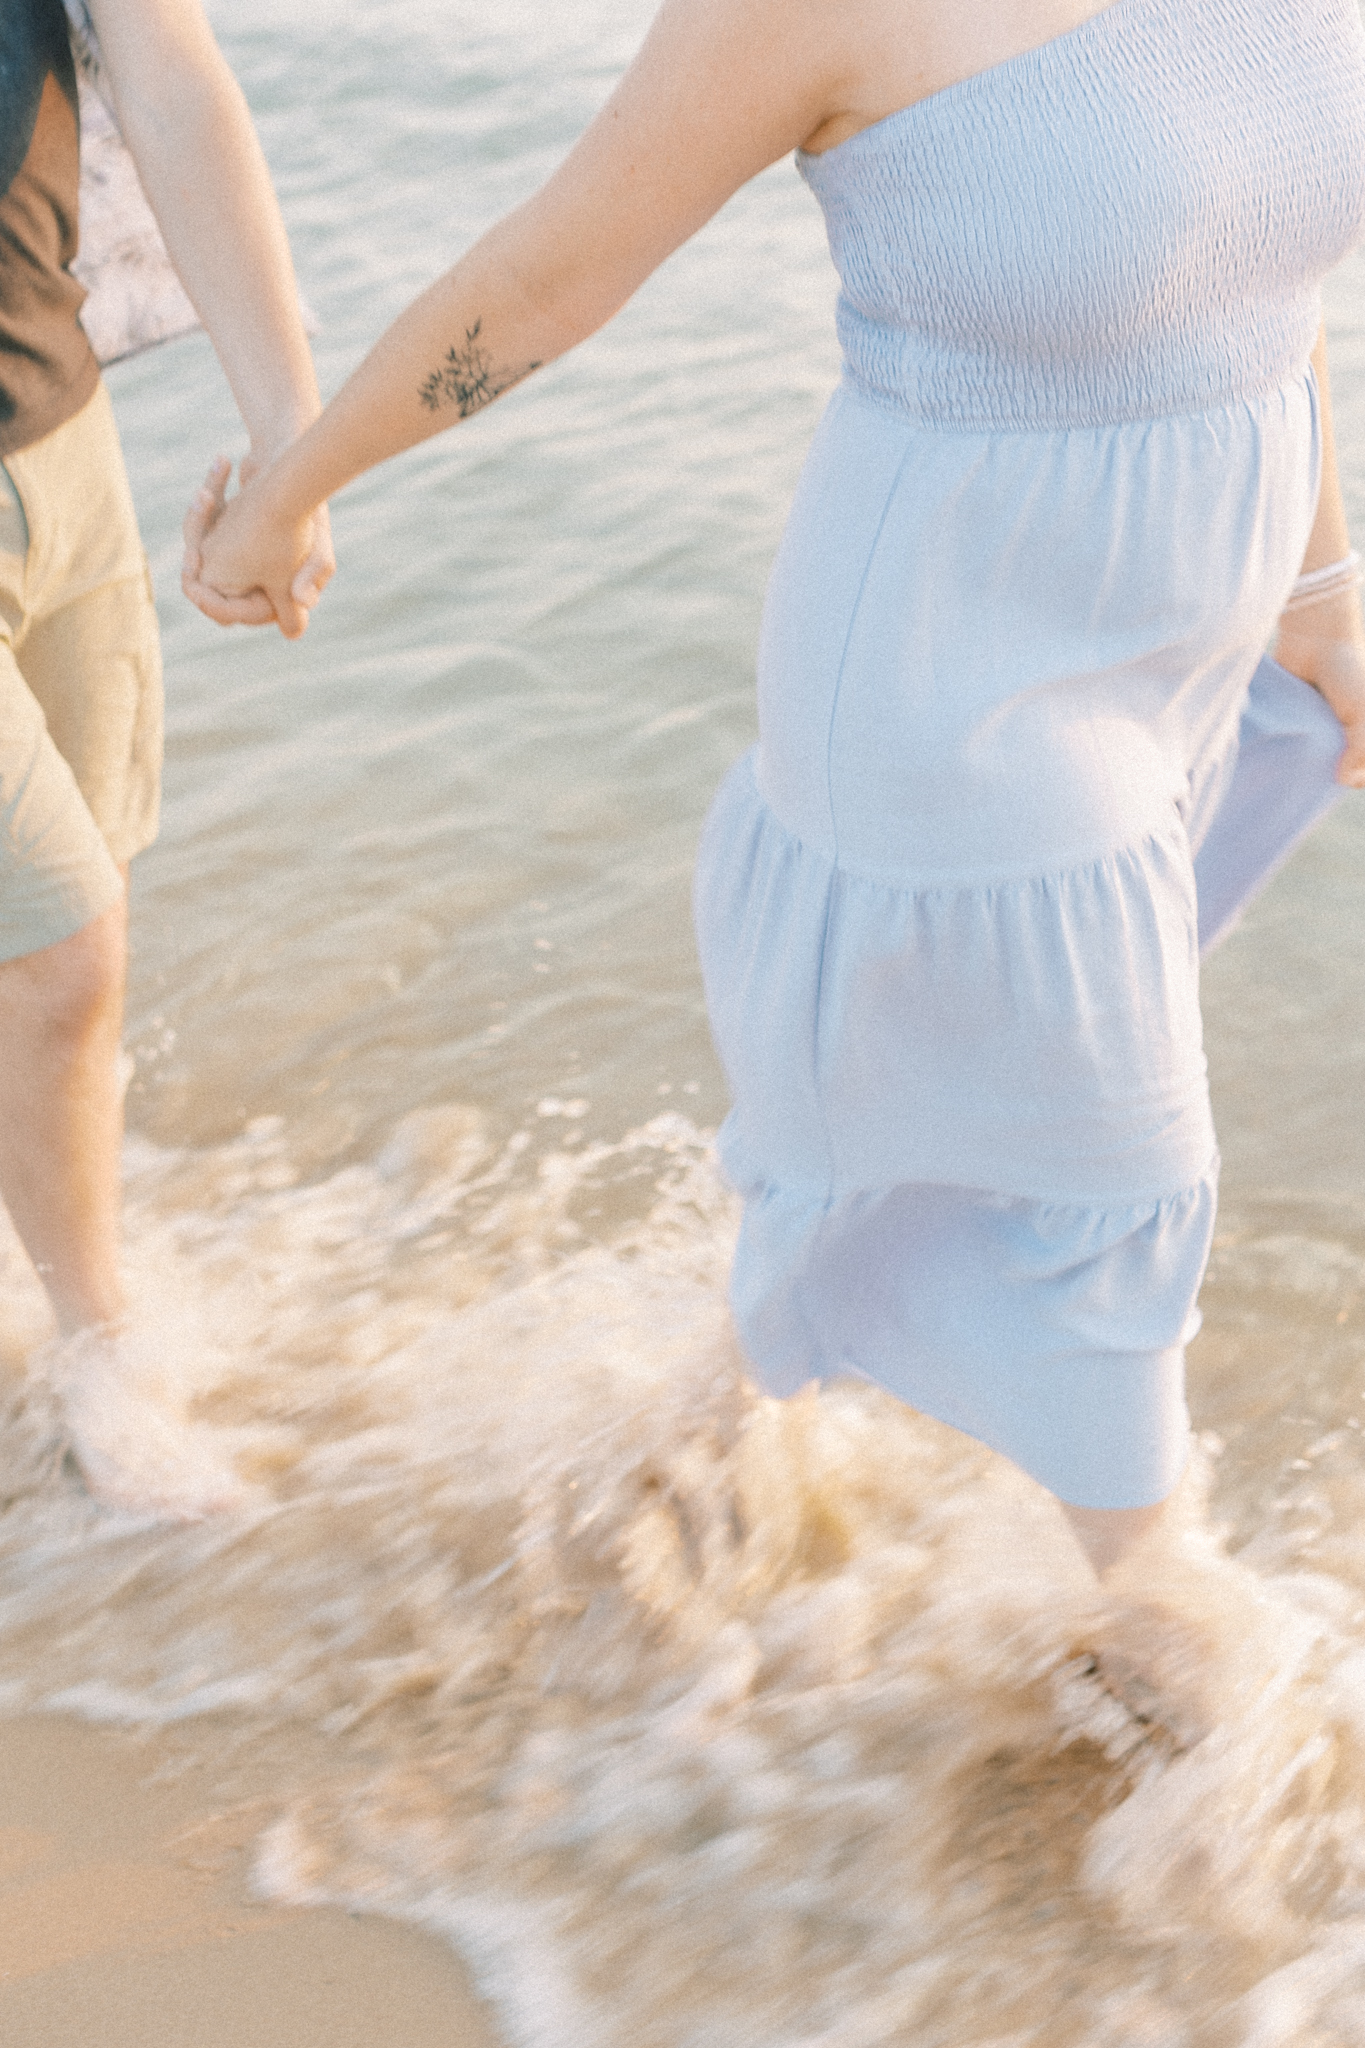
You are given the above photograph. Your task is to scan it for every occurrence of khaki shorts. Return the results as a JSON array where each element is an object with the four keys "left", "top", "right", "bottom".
[{"left": 0, "top": 380, "right": 163, "bottom": 962}]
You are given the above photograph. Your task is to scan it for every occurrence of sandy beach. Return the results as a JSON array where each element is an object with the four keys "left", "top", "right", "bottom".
[
  {"left": 1, "top": 3, "right": 1364, "bottom": 2041},
  {"left": 0, "top": 1715, "right": 505, "bottom": 2047}
]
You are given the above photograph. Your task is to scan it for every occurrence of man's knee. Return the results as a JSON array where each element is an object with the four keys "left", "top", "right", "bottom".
[{"left": 0, "top": 897, "right": 127, "bottom": 1041}]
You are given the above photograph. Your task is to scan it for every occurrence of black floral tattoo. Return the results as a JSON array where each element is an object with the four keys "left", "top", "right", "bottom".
[{"left": 418, "top": 320, "right": 541, "bottom": 417}]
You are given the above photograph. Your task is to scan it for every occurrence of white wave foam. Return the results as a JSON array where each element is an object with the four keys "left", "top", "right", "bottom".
[{"left": 4, "top": 1113, "right": 1365, "bottom": 2044}]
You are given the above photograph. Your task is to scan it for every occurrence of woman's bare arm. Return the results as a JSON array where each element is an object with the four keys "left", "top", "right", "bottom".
[
  {"left": 1275, "top": 327, "right": 1365, "bottom": 786},
  {"left": 186, "top": 0, "right": 857, "bottom": 630}
]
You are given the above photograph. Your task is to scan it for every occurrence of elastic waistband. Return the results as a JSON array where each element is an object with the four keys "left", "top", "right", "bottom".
[{"left": 834, "top": 302, "right": 1320, "bottom": 435}]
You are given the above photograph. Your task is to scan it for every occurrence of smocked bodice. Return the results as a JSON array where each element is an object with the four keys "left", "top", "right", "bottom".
[{"left": 798, "top": 0, "right": 1365, "bottom": 431}]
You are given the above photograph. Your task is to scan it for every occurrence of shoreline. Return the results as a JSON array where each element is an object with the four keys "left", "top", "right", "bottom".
[{"left": 0, "top": 1713, "right": 506, "bottom": 2047}]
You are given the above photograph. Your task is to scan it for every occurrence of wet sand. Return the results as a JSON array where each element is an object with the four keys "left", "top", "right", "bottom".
[{"left": 0, "top": 1716, "right": 505, "bottom": 2048}]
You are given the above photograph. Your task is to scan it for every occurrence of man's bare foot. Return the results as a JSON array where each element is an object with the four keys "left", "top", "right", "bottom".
[{"left": 40, "top": 1321, "right": 253, "bottom": 1522}]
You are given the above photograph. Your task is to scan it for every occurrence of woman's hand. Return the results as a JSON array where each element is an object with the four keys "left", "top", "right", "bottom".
[
  {"left": 1275, "top": 593, "right": 1365, "bottom": 788},
  {"left": 182, "top": 454, "right": 334, "bottom": 639},
  {"left": 1277, "top": 333, "right": 1365, "bottom": 787}
]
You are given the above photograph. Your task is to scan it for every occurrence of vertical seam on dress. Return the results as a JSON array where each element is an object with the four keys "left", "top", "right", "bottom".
[{"left": 810, "top": 438, "right": 917, "bottom": 1202}]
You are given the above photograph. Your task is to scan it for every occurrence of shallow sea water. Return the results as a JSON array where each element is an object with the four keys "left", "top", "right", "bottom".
[{"left": 4, "top": 1, "right": 1365, "bottom": 2041}]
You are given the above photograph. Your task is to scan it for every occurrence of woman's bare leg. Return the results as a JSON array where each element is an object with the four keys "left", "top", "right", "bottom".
[{"left": 1062, "top": 1499, "right": 1173, "bottom": 1579}]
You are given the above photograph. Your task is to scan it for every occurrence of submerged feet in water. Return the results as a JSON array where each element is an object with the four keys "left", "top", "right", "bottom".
[
  {"left": 1059, "top": 1508, "right": 1295, "bottom": 1756},
  {"left": 39, "top": 1320, "right": 252, "bottom": 1521}
]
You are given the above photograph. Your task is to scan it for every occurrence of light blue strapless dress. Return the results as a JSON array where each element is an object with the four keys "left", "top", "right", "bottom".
[{"left": 692, "top": 0, "right": 1365, "bottom": 1507}]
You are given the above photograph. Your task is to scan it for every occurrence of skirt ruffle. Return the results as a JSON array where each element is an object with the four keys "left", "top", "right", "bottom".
[{"left": 693, "top": 656, "right": 1342, "bottom": 1505}]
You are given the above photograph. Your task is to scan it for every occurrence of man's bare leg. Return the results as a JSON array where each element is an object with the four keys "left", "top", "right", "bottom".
[
  {"left": 0, "top": 878, "right": 248, "bottom": 1518},
  {"left": 0, "top": 880, "right": 128, "bottom": 1336}
]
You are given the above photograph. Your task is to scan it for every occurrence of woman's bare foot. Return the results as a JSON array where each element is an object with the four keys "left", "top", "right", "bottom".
[{"left": 1055, "top": 1462, "right": 1288, "bottom": 1753}]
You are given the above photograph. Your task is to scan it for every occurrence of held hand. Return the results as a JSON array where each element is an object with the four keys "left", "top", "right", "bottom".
[
  {"left": 1275, "top": 609, "right": 1365, "bottom": 789},
  {"left": 237, "top": 444, "right": 336, "bottom": 620},
  {"left": 181, "top": 458, "right": 273, "bottom": 626},
  {"left": 181, "top": 455, "right": 334, "bottom": 639}
]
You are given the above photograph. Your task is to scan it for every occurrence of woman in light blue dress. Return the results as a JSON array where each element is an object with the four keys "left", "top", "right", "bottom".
[{"left": 187, "top": 0, "right": 1365, "bottom": 1580}]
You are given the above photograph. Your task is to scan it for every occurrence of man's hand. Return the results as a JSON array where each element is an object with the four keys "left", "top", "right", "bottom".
[{"left": 182, "top": 454, "right": 334, "bottom": 639}]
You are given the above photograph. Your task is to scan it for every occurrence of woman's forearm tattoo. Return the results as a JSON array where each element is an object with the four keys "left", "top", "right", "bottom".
[{"left": 418, "top": 320, "right": 541, "bottom": 417}]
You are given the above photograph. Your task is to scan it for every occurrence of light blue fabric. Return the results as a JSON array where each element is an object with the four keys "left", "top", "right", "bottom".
[
  {"left": 692, "top": 0, "right": 1365, "bottom": 1507},
  {"left": 797, "top": 0, "right": 1365, "bottom": 432},
  {"left": 728, "top": 1179, "right": 1214, "bottom": 1513},
  {"left": 1193, "top": 655, "right": 1346, "bottom": 953}
]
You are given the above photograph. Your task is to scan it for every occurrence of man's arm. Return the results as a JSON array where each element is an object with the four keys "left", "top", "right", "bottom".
[{"left": 86, "top": 0, "right": 333, "bottom": 633}]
